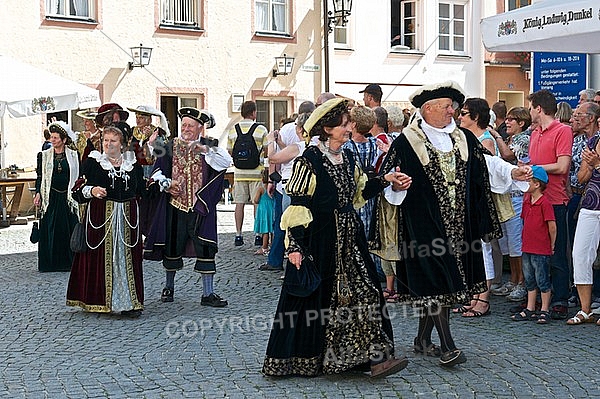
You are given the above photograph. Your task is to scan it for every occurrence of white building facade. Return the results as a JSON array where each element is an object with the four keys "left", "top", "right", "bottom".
[
  {"left": 1, "top": 0, "right": 485, "bottom": 169},
  {"left": 328, "top": 0, "right": 485, "bottom": 108}
]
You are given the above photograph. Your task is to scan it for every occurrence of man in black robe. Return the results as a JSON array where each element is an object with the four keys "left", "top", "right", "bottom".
[{"left": 374, "top": 81, "right": 501, "bottom": 367}]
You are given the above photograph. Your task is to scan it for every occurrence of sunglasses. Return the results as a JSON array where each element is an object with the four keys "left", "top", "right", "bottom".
[
  {"left": 459, "top": 110, "right": 470, "bottom": 116},
  {"left": 505, "top": 117, "right": 519, "bottom": 122}
]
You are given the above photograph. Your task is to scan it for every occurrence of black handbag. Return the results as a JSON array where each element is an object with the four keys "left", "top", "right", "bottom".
[
  {"left": 29, "top": 221, "right": 40, "bottom": 244},
  {"left": 30, "top": 208, "right": 40, "bottom": 244},
  {"left": 70, "top": 222, "right": 87, "bottom": 253},
  {"left": 283, "top": 255, "right": 321, "bottom": 297}
]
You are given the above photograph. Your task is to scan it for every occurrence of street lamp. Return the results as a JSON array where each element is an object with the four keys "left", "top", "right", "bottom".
[
  {"left": 327, "top": 0, "right": 353, "bottom": 33},
  {"left": 323, "top": 0, "right": 353, "bottom": 92},
  {"left": 272, "top": 54, "right": 295, "bottom": 77},
  {"left": 128, "top": 44, "right": 153, "bottom": 70}
]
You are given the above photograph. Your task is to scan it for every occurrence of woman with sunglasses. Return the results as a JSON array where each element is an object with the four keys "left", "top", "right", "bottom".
[{"left": 491, "top": 108, "right": 533, "bottom": 303}]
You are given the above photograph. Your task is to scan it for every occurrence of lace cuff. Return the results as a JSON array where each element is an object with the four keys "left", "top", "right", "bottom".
[
  {"left": 82, "top": 185, "right": 94, "bottom": 199},
  {"left": 150, "top": 170, "right": 172, "bottom": 192}
]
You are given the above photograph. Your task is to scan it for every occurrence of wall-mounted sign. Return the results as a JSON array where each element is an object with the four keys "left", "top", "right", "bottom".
[
  {"left": 231, "top": 94, "right": 244, "bottom": 113},
  {"left": 301, "top": 64, "right": 320, "bottom": 72},
  {"left": 532, "top": 52, "right": 587, "bottom": 108}
]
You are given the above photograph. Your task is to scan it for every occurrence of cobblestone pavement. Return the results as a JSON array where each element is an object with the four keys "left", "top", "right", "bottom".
[{"left": 1, "top": 205, "right": 599, "bottom": 398}]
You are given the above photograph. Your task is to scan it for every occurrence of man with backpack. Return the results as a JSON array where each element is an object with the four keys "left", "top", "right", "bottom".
[{"left": 227, "top": 100, "right": 269, "bottom": 246}]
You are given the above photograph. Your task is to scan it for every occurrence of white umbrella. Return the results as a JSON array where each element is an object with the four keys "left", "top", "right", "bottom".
[
  {"left": 0, "top": 55, "right": 101, "bottom": 167},
  {"left": 0, "top": 55, "right": 100, "bottom": 118},
  {"left": 481, "top": 0, "right": 600, "bottom": 53}
]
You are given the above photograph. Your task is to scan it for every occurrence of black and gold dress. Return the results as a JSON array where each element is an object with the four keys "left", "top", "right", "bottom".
[{"left": 263, "top": 144, "right": 395, "bottom": 377}]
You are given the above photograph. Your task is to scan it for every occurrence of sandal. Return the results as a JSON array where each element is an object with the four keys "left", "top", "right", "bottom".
[
  {"left": 383, "top": 288, "right": 396, "bottom": 300},
  {"left": 452, "top": 303, "right": 473, "bottom": 314},
  {"left": 511, "top": 308, "right": 537, "bottom": 321},
  {"left": 536, "top": 310, "right": 550, "bottom": 324},
  {"left": 452, "top": 298, "right": 477, "bottom": 314},
  {"left": 383, "top": 289, "right": 399, "bottom": 303},
  {"left": 462, "top": 299, "right": 491, "bottom": 317},
  {"left": 566, "top": 310, "right": 596, "bottom": 325},
  {"left": 254, "top": 248, "right": 269, "bottom": 255}
]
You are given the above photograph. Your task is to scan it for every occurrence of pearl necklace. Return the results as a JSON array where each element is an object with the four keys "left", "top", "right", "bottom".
[{"left": 108, "top": 154, "right": 123, "bottom": 164}]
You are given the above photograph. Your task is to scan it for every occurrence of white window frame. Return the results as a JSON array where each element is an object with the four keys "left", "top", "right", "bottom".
[
  {"left": 255, "top": 0, "right": 289, "bottom": 35},
  {"left": 159, "top": 94, "right": 204, "bottom": 137},
  {"left": 506, "top": 0, "right": 531, "bottom": 11},
  {"left": 390, "top": 0, "right": 420, "bottom": 51},
  {"left": 256, "top": 97, "right": 291, "bottom": 132},
  {"left": 45, "top": 0, "right": 95, "bottom": 21},
  {"left": 333, "top": 14, "right": 353, "bottom": 48},
  {"left": 438, "top": 0, "right": 468, "bottom": 56},
  {"left": 160, "top": 0, "right": 202, "bottom": 29}
]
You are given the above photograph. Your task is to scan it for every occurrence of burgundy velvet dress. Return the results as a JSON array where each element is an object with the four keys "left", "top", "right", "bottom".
[{"left": 66, "top": 151, "right": 145, "bottom": 313}]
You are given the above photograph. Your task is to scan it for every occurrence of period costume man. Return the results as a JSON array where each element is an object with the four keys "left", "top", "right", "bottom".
[
  {"left": 126, "top": 105, "right": 170, "bottom": 177},
  {"left": 127, "top": 105, "right": 170, "bottom": 235},
  {"left": 144, "top": 107, "right": 231, "bottom": 307},
  {"left": 373, "top": 81, "right": 502, "bottom": 367},
  {"left": 74, "top": 109, "right": 100, "bottom": 160}
]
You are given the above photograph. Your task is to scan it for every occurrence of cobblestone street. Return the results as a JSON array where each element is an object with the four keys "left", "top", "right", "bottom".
[{"left": 0, "top": 205, "right": 599, "bottom": 398}]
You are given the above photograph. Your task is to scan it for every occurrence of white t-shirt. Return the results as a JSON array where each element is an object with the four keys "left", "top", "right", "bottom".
[{"left": 275, "top": 122, "right": 304, "bottom": 194}]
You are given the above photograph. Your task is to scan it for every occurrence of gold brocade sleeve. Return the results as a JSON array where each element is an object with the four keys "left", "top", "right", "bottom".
[
  {"left": 369, "top": 194, "right": 402, "bottom": 261},
  {"left": 353, "top": 165, "right": 368, "bottom": 210}
]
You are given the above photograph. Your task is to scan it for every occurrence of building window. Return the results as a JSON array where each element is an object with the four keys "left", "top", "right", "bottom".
[
  {"left": 160, "top": 94, "right": 204, "bottom": 139},
  {"left": 161, "top": 0, "right": 202, "bottom": 29},
  {"left": 391, "top": 0, "right": 418, "bottom": 50},
  {"left": 506, "top": 0, "right": 530, "bottom": 11},
  {"left": 333, "top": 21, "right": 348, "bottom": 46},
  {"left": 256, "top": 98, "right": 290, "bottom": 132},
  {"left": 256, "top": 0, "right": 289, "bottom": 34},
  {"left": 333, "top": 13, "right": 352, "bottom": 47},
  {"left": 438, "top": 1, "right": 466, "bottom": 54},
  {"left": 45, "top": 0, "right": 95, "bottom": 21}
]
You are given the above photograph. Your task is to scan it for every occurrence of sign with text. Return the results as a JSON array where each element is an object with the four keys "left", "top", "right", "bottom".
[{"left": 532, "top": 52, "right": 587, "bottom": 108}]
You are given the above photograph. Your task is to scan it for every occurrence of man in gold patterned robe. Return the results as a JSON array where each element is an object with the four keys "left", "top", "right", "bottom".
[{"left": 144, "top": 107, "right": 232, "bottom": 307}]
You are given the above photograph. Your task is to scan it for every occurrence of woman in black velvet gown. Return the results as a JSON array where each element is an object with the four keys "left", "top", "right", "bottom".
[{"left": 262, "top": 98, "right": 412, "bottom": 378}]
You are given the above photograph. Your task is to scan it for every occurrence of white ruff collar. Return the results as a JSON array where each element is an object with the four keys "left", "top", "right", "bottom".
[
  {"left": 420, "top": 116, "right": 457, "bottom": 135},
  {"left": 89, "top": 150, "right": 136, "bottom": 172}
]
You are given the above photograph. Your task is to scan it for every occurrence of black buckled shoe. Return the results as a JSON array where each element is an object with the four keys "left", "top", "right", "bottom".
[
  {"left": 201, "top": 292, "right": 228, "bottom": 307},
  {"left": 121, "top": 309, "right": 142, "bottom": 318},
  {"left": 439, "top": 349, "right": 466, "bottom": 367},
  {"left": 413, "top": 337, "right": 442, "bottom": 357},
  {"left": 254, "top": 235, "right": 263, "bottom": 246},
  {"left": 161, "top": 287, "right": 174, "bottom": 303}
]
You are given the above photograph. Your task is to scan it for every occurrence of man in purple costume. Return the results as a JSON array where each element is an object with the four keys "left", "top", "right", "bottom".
[{"left": 144, "top": 107, "right": 232, "bottom": 307}]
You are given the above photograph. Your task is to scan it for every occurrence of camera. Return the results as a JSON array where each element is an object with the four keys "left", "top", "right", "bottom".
[
  {"left": 362, "top": 165, "right": 377, "bottom": 180},
  {"left": 199, "top": 136, "right": 219, "bottom": 148},
  {"left": 269, "top": 171, "right": 282, "bottom": 183}
]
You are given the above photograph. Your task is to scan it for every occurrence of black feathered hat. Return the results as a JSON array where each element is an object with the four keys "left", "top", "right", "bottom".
[{"left": 409, "top": 80, "right": 466, "bottom": 108}]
